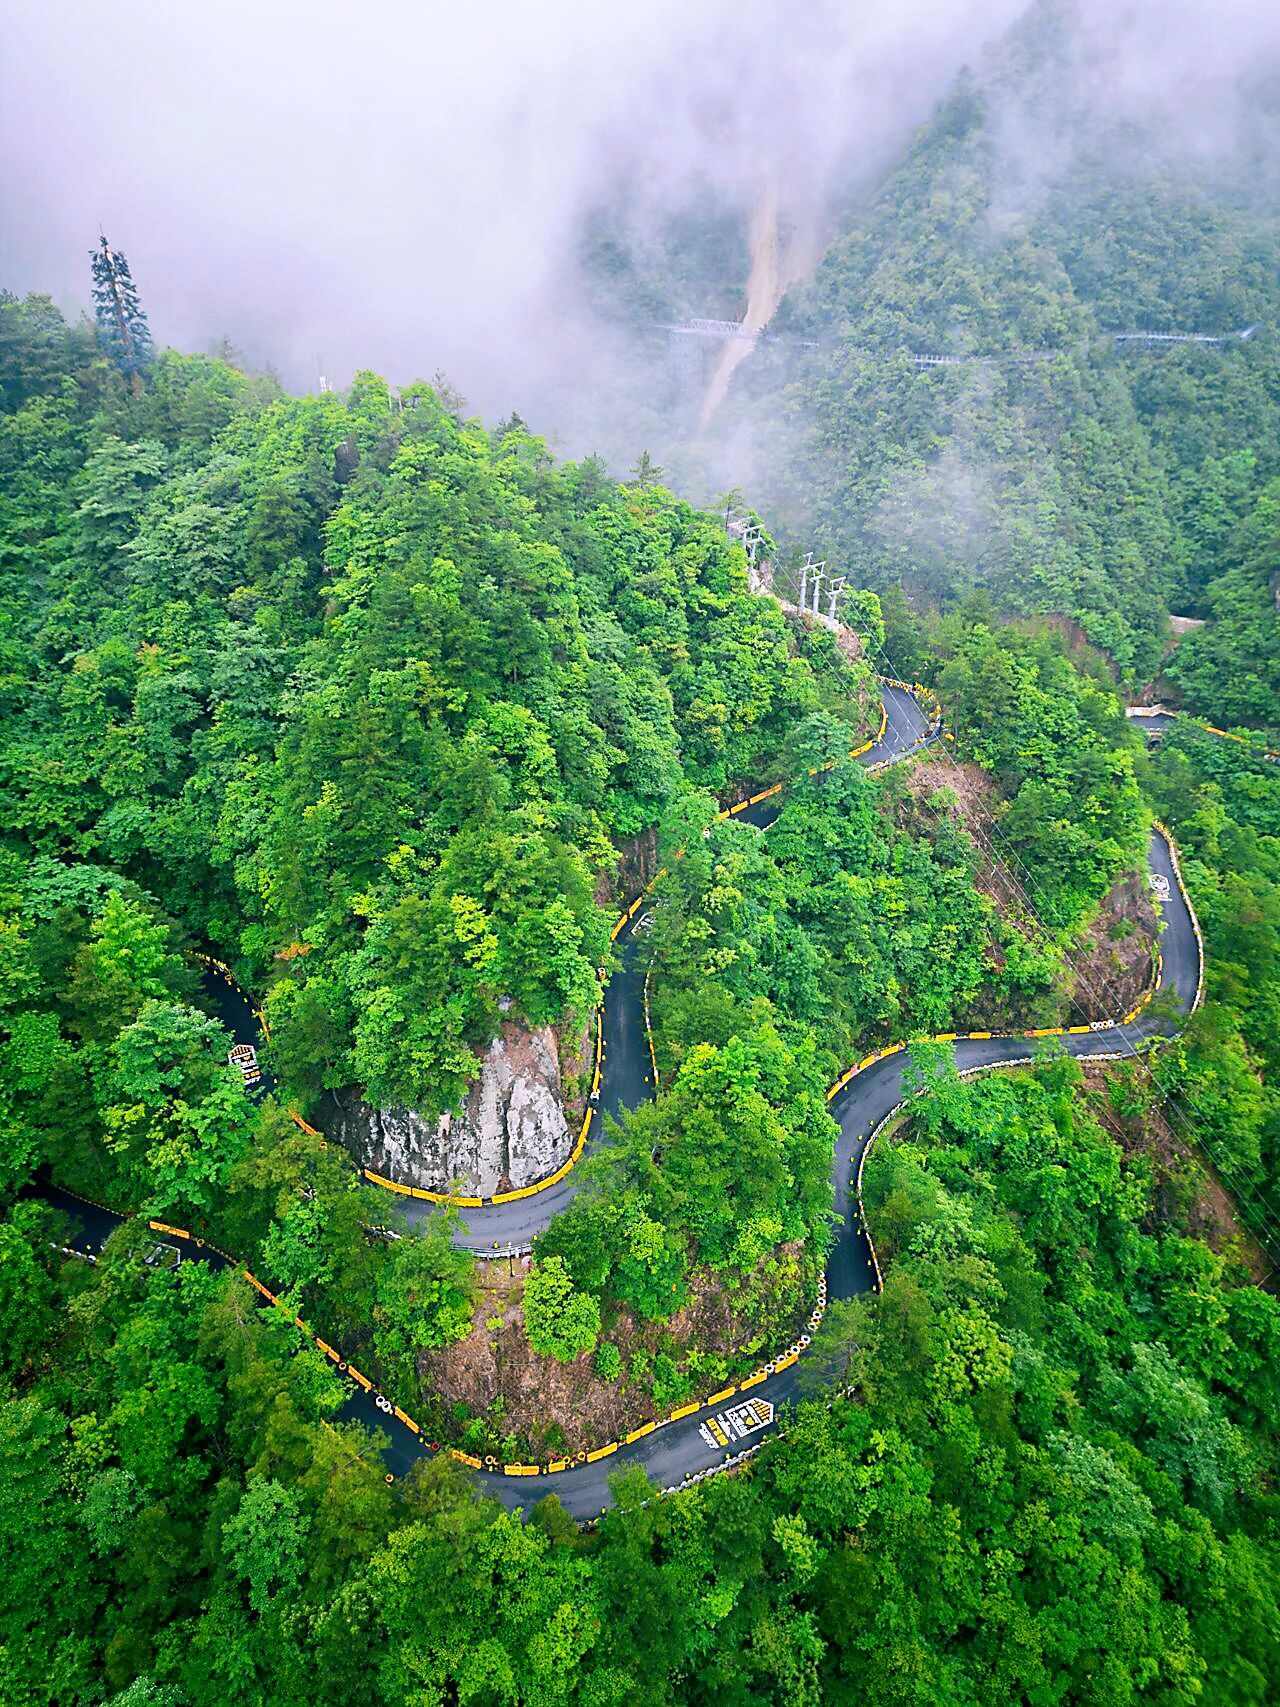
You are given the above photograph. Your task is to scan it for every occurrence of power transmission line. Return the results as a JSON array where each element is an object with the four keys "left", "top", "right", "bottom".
[
  {"left": 857, "top": 627, "right": 1280, "bottom": 1257},
  {"left": 750, "top": 540, "right": 1280, "bottom": 1260}
]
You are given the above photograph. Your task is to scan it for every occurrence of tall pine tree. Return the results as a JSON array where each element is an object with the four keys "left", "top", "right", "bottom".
[{"left": 90, "top": 234, "right": 153, "bottom": 380}]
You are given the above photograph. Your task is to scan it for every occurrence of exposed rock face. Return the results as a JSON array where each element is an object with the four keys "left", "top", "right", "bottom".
[{"left": 325, "top": 1022, "right": 571, "bottom": 1195}]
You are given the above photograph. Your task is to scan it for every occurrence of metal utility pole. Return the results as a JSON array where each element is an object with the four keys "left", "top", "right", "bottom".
[
  {"left": 725, "top": 511, "right": 763, "bottom": 576},
  {"left": 804, "top": 558, "right": 826, "bottom": 613},
  {"left": 826, "top": 576, "right": 845, "bottom": 619},
  {"left": 798, "top": 551, "right": 824, "bottom": 610}
]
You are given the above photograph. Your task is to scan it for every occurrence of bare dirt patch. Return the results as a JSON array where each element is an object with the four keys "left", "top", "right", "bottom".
[
  {"left": 1082, "top": 1064, "right": 1269, "bottom": 1282},
  {"left": 899, "top": 752, "right": 1027, "bottom": 918},
  {"left": 603, "top": 826, "right": 660, "bottom": 909},
  {"left": 418, "top": 1244, "right": 812, "bottom": 1460},
  {"left": 1065, "top": 870, "right": 1158, "bottom": 1022},
  {"left": 832, "top": 620, "right": 867, "bottom": 669},
  {"left": 898, "top": 751, "right": 1158, "bottom": 1025}
]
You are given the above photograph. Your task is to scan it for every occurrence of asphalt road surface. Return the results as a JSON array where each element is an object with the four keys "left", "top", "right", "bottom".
[{"left": 33, "top": 688, "right": 1203, "bottom": 1521}]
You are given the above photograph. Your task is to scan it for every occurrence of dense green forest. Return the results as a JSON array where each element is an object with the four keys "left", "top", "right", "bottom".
[
  {"left": 4, "top": 0, "right": 1280, "bottom": 1691},
  {"left": 0, "top": 289, "right": 879, "bottom": 1441},
  {"left": 749, "top": 130, "right": 1279, "bottom": 693},
  {"left": 0, "top": 289, "right": 873, "bottom": 1129},
  {"left": 4, "top": 285, "right": 1278, "bottom": 1699},
  {"left": 7, "top": 1026, "right": 1279, "bottom": 1704},
  {"left": 1143, "top": 721, "right": 1280, "bottom": 1223},
  {"left": 585, "top": 10, "right": 1279, "bottom": 725}
]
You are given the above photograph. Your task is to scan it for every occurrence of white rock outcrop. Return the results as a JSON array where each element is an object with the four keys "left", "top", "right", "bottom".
[{"left": 327, "top": 1022, "right": 571, "bottom": 1195}]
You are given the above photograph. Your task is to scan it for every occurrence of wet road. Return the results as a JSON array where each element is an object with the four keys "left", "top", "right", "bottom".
[{"left": 33, "top": 689, "right": 1204, "bottom": 1520}]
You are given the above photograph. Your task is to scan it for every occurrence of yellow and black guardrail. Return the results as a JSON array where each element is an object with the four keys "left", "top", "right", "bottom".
[
  {"left": 230, "top": 1208, "right": 826, "bottom": 1485},
  {"left": 71, "top": 691, "right": 1207, "bottom": 1498},
  {"left": 351, "top": 1004, "right": 606, "bottom": 1209},
  {"left": 1127, "top": 706, "right": 1279, "bottom": 764},
  {"left": 280, "top": 691, "right": 896, "bottom": 1214}
]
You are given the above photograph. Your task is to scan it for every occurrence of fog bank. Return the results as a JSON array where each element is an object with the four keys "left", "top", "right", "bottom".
[{"left": 2, "top": 0, "right": 1277, "bottom": 453}]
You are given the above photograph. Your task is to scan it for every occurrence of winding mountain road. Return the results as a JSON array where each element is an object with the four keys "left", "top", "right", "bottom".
[
  {"left": 37, "top": 682, "right": 1204, "bottom": 1522},
  {"left": 1126, "top": 705, "right": 1279, "bottom": 763}
]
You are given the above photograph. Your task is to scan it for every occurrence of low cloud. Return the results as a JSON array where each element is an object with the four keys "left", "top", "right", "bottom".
[
  {"left": 2, "top": 1, "right": 1275, "bottom": 458},
  {"left": 0, "top": 1, "right": 1020, "bottom": 415}
]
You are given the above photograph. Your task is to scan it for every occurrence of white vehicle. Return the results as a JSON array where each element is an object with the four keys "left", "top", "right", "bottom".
[
  {"left": 228, "top": 1042, "right": 261, "bottom": 1087},
  {"left": 142, "top": 1240, "right": 181, "bottom": 1270}
]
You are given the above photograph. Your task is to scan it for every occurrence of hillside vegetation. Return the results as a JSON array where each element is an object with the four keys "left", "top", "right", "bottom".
[
  {"left": 0, "top": 293, "right": 874, "bottom": 1134},
  {"left": 3, "top": 4, "right": 1280, "bottom": 1692},
  {"left": 595, "top": 8, "right": 1280, "bottom": 718},
  {"left": 750, "top": 111, "right": 1279, "bottom": 692}
]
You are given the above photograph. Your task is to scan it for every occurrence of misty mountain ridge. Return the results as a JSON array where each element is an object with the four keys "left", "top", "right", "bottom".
[{"left": 569, "top": 4, "right": 1277, "bottom": 704}]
